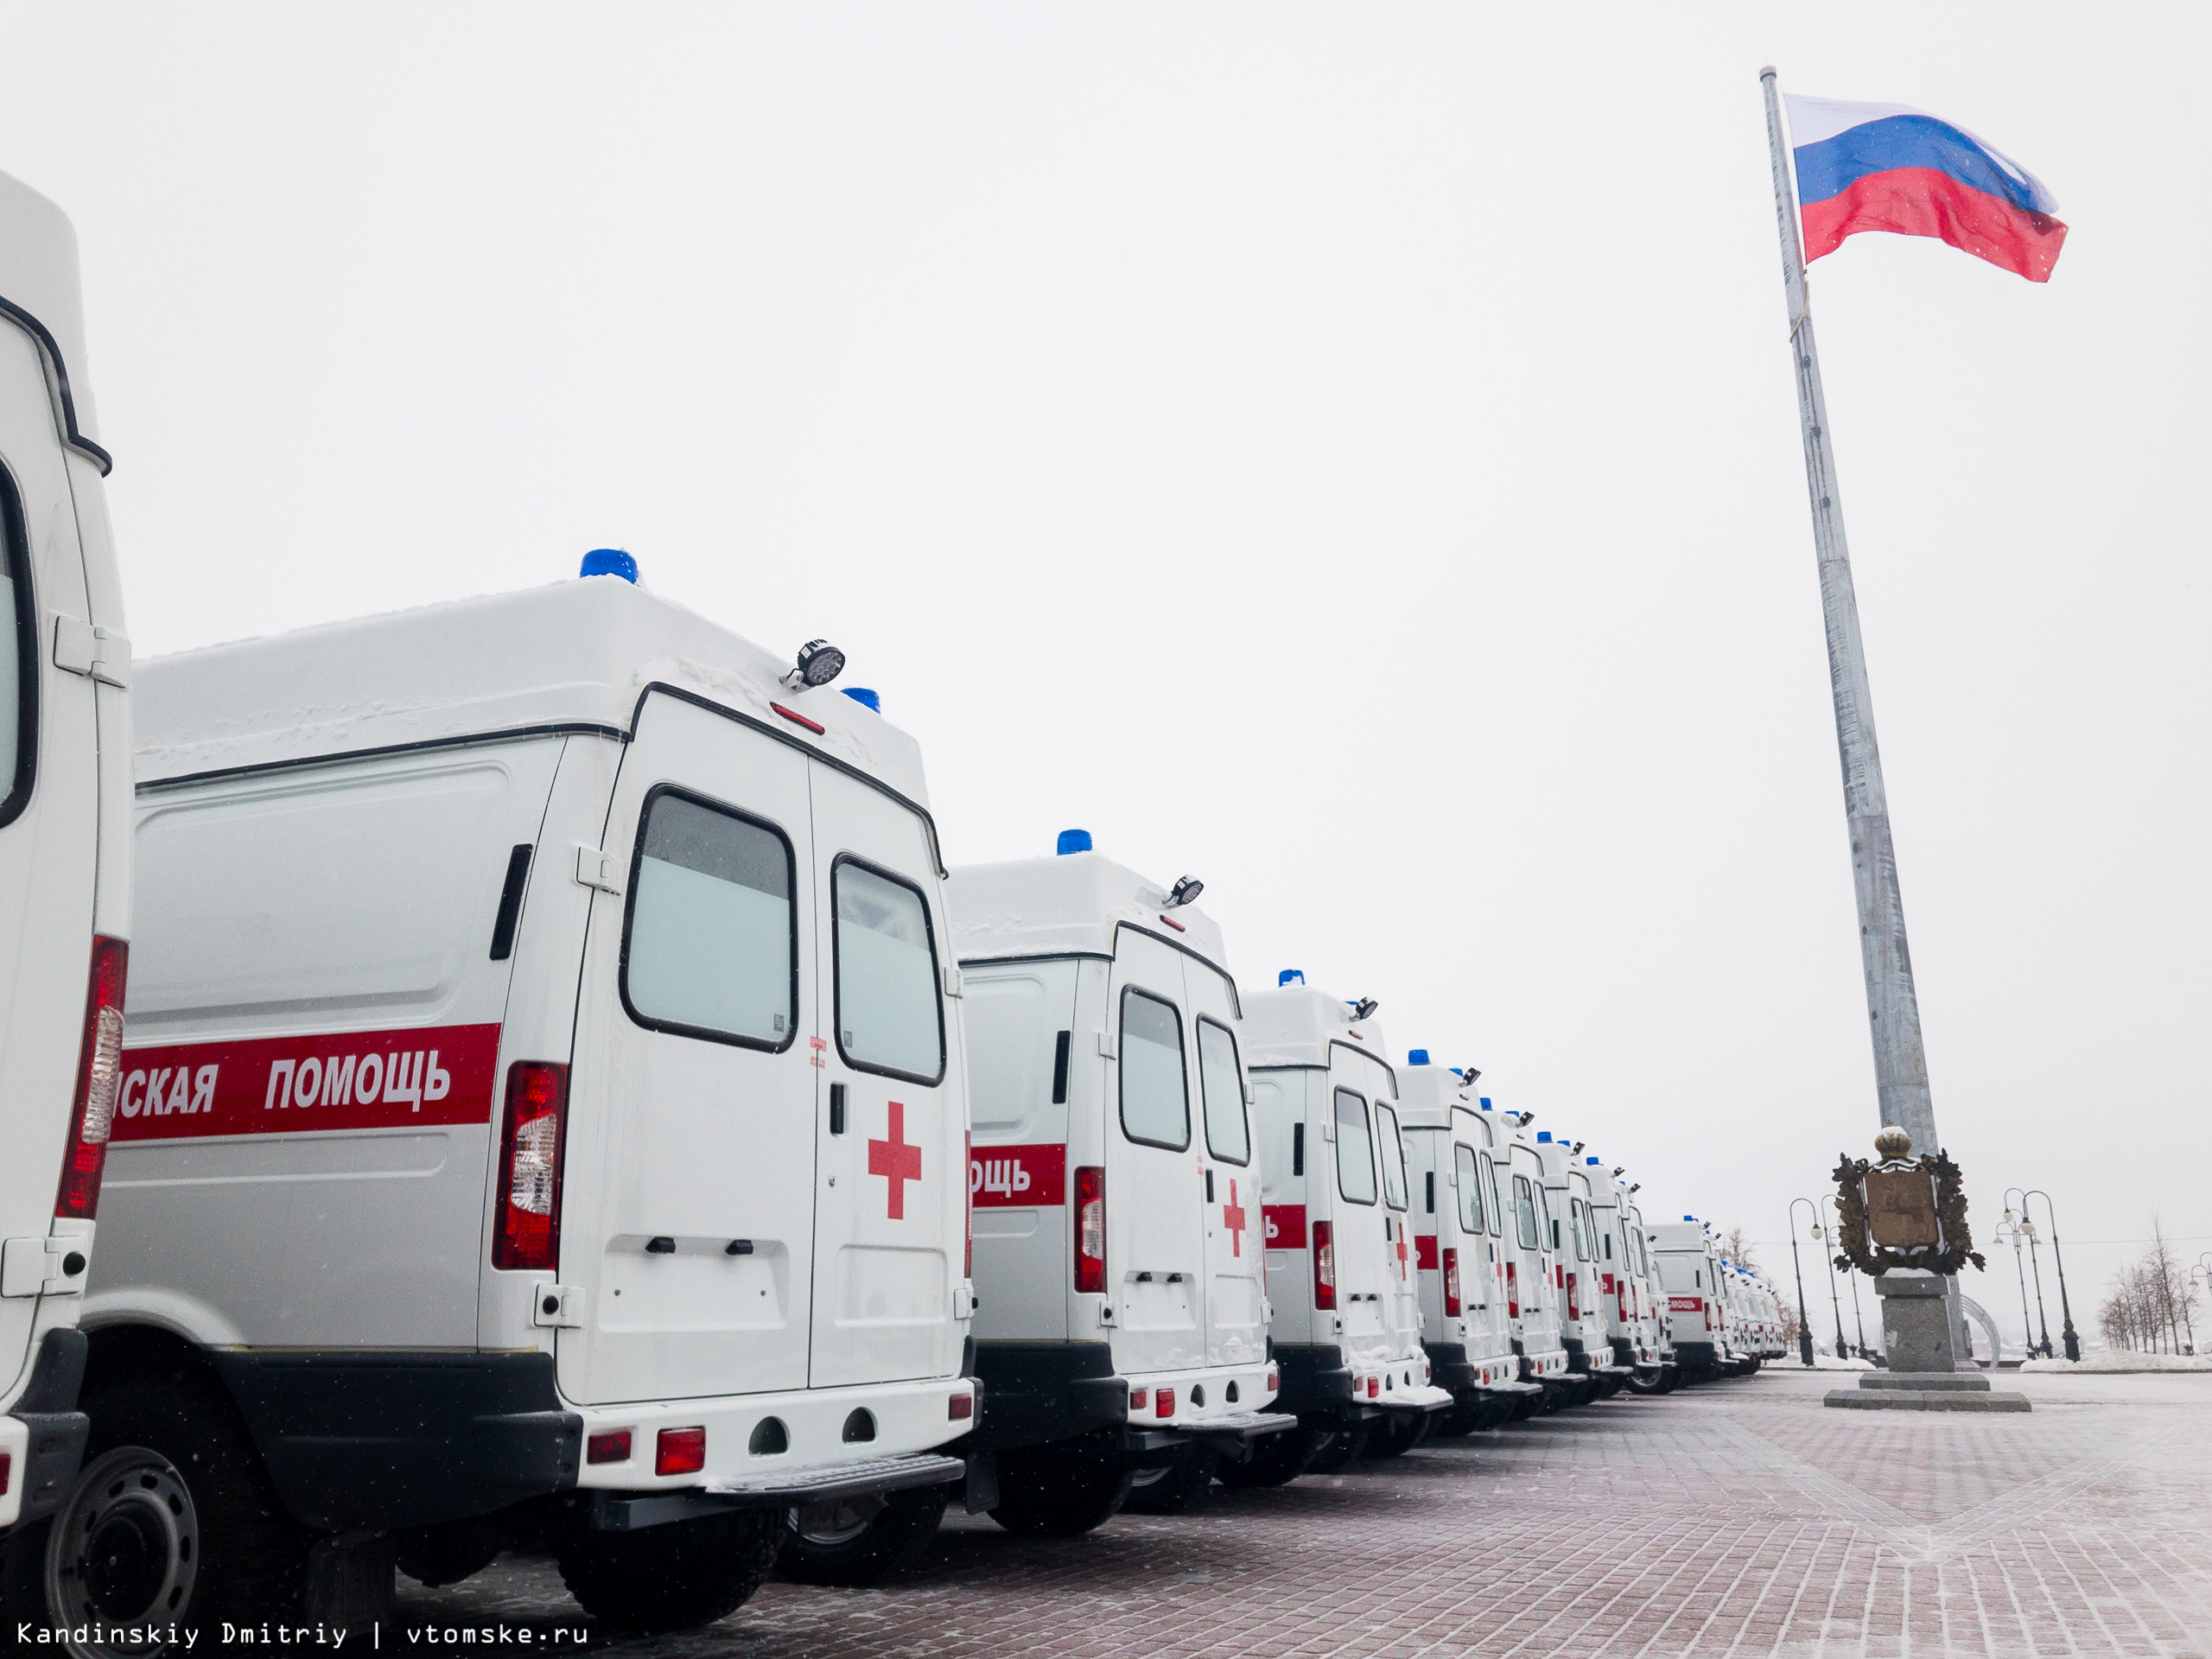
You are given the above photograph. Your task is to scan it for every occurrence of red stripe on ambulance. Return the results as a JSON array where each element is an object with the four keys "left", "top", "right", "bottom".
[
  {"left": 968, "top": 1142, "right": 1066, "bottom": 1207},
  {"left": 1669, "top": 1295, "right": 1703, "bottom": 1313},
  {"left": 1414, "top": 1233, "right": 1439, "bottom": 1271},
  {"left": 116, "top": 1024, "right": 504, "bottom": 1141},
  {"left": 1262, "top": 1204, "right": 1306, "bottom": 1249}
]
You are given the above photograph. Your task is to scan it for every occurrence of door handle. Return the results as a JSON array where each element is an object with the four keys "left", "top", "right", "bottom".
[{"left": 830, "top": 1083, "right": 847, "bottom": 1135}]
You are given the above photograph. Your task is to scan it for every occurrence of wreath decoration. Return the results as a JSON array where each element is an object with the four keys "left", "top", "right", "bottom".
[{"left": 1829, "top": 1147, "right": 1986, "bottom": 1278}]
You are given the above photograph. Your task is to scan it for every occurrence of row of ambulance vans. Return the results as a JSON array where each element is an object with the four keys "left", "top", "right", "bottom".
[{"left": 0, "top": 170, "right": 1791, "bottom": 1649}]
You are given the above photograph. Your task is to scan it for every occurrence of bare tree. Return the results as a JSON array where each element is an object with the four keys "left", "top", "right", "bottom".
[
  {"left": 1719, "top": 1226, "right": 1760, "bottom": 1277},
  {"left": 2094, "top": 1220, "right": 2202, "bottom": 1353}
]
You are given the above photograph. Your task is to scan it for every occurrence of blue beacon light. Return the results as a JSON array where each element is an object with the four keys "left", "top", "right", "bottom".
[
  {"left": 842, "top": 688, "right": 880, "bottom": 711},
  {"left": 1408, "top": 1049, "right": 1430, "bottom": 1065},
  {"left": 1057, "top": 830, "right": 1092, "bottom": 855},
  {"left": 580, "top": 549, "right": 638, "bottom": 582},
  {"left": 1279, "top": 969, "right": 1304, "bottom": 986}
]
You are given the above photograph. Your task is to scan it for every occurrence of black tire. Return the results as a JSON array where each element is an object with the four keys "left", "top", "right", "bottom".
[
  {"left": 558, "top": 1508, "right": 779, "bottom": 1633},
  {"left": 41, "top": 1375, "right": 313, "bottom": 1643},
  {"left": 988, "top": 1436, "right": 1131, "bottom": 1537},
  {"left": 1214, "top": 1425, "right": 1318, "bottom": 1489},
  {"left": 1625, "top": 1369, "right": 1665, "bottom": 1395},
  {"left": 1433, "top": 1398, "right": 1484, "bottom": 1438},
  {"left": 396, "top": 1517, "right": 504, "bottom": 1589},
  {"left": 777, "top": 1483, "right": 949, "bottom": 1586},
  {"left": 1122, "top": 1450, "right": 1218, "bottom": 1516},
  {"left": 0, "top": 1517, "right": 52, "bottom": 1630},
  {"left": 1361, "top": 1412, "right": 1432, "bottom": 1459},
  {"left": 1301, "top": 1419, "right": 1370, "bottom": 1473}
]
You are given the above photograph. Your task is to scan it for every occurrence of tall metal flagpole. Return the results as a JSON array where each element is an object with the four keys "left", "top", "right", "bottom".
[{"left": 1759, "top": 67, "right": 1940, "bottom": 1162}]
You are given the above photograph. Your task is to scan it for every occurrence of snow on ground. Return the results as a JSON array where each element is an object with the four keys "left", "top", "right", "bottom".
[
  {"left": 1768, "top": 1354, "right": 1877, "bottom": 1371},
  {"left": 2021, "top": 1351, "right": 2212, "bottom": 1373}
]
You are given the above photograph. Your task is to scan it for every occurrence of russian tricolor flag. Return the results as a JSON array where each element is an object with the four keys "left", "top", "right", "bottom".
[{"left": 1785, "top": 95, "right": 2068, "bottom": 283}]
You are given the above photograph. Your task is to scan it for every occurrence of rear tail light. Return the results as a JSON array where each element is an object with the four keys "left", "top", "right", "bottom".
[
  {"left": 1442, "top": 1247, "right": 1461, "bottom": 1317},
  {"left": 1366, "top": 1376, "right": 1379, "bottom": 1398},
  {"left": 587, "top": 1431, "right": 632, "bottom": 1465},
  {"left": 1567, "top": 1272, "right": 1579, "bottom": 1321},
  {"left": 1266, "top": 1367, "right": 1279, "bottom": 1394},
  {"left": 493, "top": 1062, "right": 569, "bottom": 1270},
  {"left": 1074, "top": 1166, "right": 1105, "bottom": 1294},
  {"left": 56, "top": 938, "right": 128, "bottom": 1220},
  {"left": 655, "top": 1426, "right": 706, "bottom": 1477},
  {"left": 1155, "top": 1388, "right": 1175, "bottom": 1418},
  {"left": 1128, "top": 1387, "right": 1148, "bottom": 1412},
  {"left": 964, "top": 1132, "right": 975, "bottom": 1279},
  {"left": 1312, "top": 1220, "right": 1336, "bottom": 1310},
  {"left": 0, "top": 1450, "right": 10, "bottom": 1497},
  {"left": 948, "top": 1391, "right": 974, "bottom": 1421},
  {"left": 1506, "top": 1259, "right": 1519, "bottom": 1319}
]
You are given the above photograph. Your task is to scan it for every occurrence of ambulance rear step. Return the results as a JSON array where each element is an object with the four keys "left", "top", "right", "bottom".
[
  {"left": 1118, "top": 1409, "right": 1298, "bottom": 1463},
  {"left": 591, "top": 1452, "right": 966, "bottom": 1530}
]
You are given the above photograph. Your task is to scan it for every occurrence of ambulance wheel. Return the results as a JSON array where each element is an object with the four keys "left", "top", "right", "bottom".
[
  {"left": 1625, "top": 1370, "right": 1664, "bottom": 1396},
  {"left": 558, "top": 1508, "right": 779, "bottom": 1632},
  {"left": 777, "top": 1483, "right": 949, "bottom": 1586},
  {"left": 0, "top": 1517, "right": 53, "bottom": 1630},
  {"left": 1121, "top": 1450, "right": 1220, "bottom": 1515},
  {"left": 1361, "top": 1413, "right": 1431, "bottom": 1459},
  {"left": 1301, "top": 1419, "right": 1370, "bottom": 1473},
  {"left": 42, "top": 1376, "right": 314, "bottom": 1642},
  {"left": 1214, "top": 1425, "right": 1318, "bottom": 1489},
  {"left": 988, "top": 1437, "right": 1132, "bottom": 1537}
]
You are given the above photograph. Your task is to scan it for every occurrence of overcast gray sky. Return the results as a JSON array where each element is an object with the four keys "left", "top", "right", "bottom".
[{"left": 5, "top": 3, "right": 2205, "bottom": 1343}]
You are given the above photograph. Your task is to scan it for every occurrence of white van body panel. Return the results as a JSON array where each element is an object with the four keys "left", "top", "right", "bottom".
[
  {"left": 1503, "top": 1135, "right": 1570, "bottom": 1382},
  {"left": 92, "top": 582, "right": 973, "bottom": 1526},
  {"left": 1650, "top": 1221, "right": 1720, "bottom": 1361},
  {"left": 1396, "top": 1069, "right": 1522, "bottom": 1395},
  {"left": 950, "top": 853, "right": 1277, "bottom": 1436},
  {"left": 0, "top": 171, "right": 126, "bottom": 1530}
]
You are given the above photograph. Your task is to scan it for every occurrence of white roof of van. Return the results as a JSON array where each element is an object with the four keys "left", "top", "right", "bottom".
[
  {"left": 1649, "top": 1222, "right": 1713, "bottom": 1252},
  {"left": 134, "top": 578, "right": 934, "bottom": 815},
  {"left": 1394, "top": 1062, "right": 1484, "bottom": 1130},
  {"left": 1241, "top": 985, "right": 1394, "bottom": 1091},
  {"left": 0, "top": 168, "right": 103, "bottom": 457},
  {"left": 947, "top": 851, "right": 1229, "bottom": 977}
]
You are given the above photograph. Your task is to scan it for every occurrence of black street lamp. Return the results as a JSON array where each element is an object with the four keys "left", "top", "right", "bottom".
[
  {"left": 1808, "top": 1205, "right": 1849, "bottom": 1361},
  {"left": 2024, "top": 1189, "right": 2080, "bottom": 1363},
  {"left": 1788, "top": 1198, "right": 1819, "bottom": 1366},
  {"left": 1998, "top": 1210, "right": 2033, "bottom": 1364}
]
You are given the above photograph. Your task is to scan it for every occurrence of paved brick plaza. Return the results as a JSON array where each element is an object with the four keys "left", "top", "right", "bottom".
[{"left": 403, "top": 1368, "right": 2212, "bottom": 1657}]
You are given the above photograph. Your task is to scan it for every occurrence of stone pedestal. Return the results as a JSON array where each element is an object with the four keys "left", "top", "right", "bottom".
[{"left": 1822, "top": 1271, "right": 2031, "bottom": 1412}]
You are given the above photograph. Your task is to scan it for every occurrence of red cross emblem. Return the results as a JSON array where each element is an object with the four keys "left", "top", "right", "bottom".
[
  {"left": 1395, "top": 1221, "right": 1409, "bottom": 1280},
  {"left": 1223, "top": 1179, "right": 1246, "bottom": 1257},
  {"left": 868, "top": 1100, "right": 922, "bottom": 1220}
]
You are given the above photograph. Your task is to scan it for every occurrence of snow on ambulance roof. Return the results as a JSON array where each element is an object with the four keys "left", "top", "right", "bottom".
[
  {"left": 133, "top": 577, "right": 932, "bottom": 811},
  {"left": 1239, "top": 984, "right": 1393, "bottom": 1090},
  {"left": 0, "top": 168, "right": 105, "bottom": 466},
  {"left": 947, "top": 850, "right": 1229, "bottom": 976},
  {"left": 1648, "top": 1222, "right": 1712, "bottom": 1252}
]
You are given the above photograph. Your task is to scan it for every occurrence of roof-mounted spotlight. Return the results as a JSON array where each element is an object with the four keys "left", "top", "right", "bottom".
[
  {"left": 1454, "top": 1067, "right": 1483, "bottom": 1084},
  {"left": 1629, "top": 1182, "right": 1641, "bottom": 1192},
  {"left": 1571, "top": 1141, "right": 1585, "bottom": 1154},
  {"left": 1517, "top": 1110, "right": 1535, "bottom": 1128},
  {"left": 1611, "top": 1166, "right": 1625, "bottom": 1177},
  {"left": 1350, "top": 997, "right": 1379, "bottom": 1020},
  {"left": 1165, "top": 875, "right": 1204, "bottom": 909},
  {"left": 783, "top": 639, "right": 846, "bottom": 689}
]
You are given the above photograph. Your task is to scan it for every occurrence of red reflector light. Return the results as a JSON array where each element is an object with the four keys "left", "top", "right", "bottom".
[
  {"left": 493, "top": 1062, "right": 569, "bottom": 1270},
  {"left": 948, "top": 1392, "right": 974, "bottom": 1421},
  {"left": 0, "top": 1450, "right": 10, "bottom": 1497},
  {"left": 1156, "top": 912, "right": 1186, "bottom": 932},
  {"left": 1366, "top": 1376, "right": 1379, "bottom": 1398},
  {"left": 1074, "top": 1166, "right": 1106, "bottom": 1294},
  {"left": 1312, "top": 1220, "right": 1336, "bottom": 1310},
  {"left": 1506, "top": 1258, "right": 1519, "bottom": 1319},
  {"left": 770, "top": 702, "right": 826, "bottom": 734},
  {"left": 587, "top": 1431, "right": 632, "bottom": 1465},
  {"left": 656, "top": 1427, "right": 706, "bottom": 1477},
  {"left": 56, "top": 937, "right": 128, "bottom": 1221},
  {"left": 1155, "top": 1388, "right": 1175, "bottom": 1418},
  {"left": 1266, "top": 1369, "right": 1279, "bottom": 1393},
  {"left": 1443, "top": 1246, "right": 1461, "bottom": 1317},
  {"left": 1128, "top": 1387, "right": 1147, "bottom": 1411}
]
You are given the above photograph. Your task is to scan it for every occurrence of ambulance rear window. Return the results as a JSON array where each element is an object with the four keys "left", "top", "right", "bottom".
[
  {"left": 1333, "top": 1090, "right": 1377, "bottom": 1205},
  {"left": 1455, "top": 1144, "right": 1485, "bottom": 1234},
  {"left": 622, "top": 789, "right": 795, "bottom": 1048},
  {"left": 1514, "top": 1174, "right": 1540, "bottom": 1251},
  {"left": 1374, "top": 1103, "right": 1408, "bottom": 1211},
  {"left": 1482, "top": 1154, "right": 1504, "bottom": 1237},
  {"left": 832, "top": 859, "right": 945, "bottom": 1084},
  {"left": 1119, "top": 988, "right": 1190, "bottom": 1150},
  {"left": 1196, "top": 1018, "right": 1249, "bottom": 1166}
]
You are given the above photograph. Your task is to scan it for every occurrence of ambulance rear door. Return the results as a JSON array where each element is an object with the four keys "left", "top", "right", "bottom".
[
  {"left": 1373, "top": 1100, "right": 1421, "bottom": 1359},
  {"left": 559, "top": 692, "right": 818, "bottom": 1405},
  {"left": 1252, "top": 1069, "right": 1313, "bottom": 1348},
  {"left": 1325, "top": 1071, "right": 1388, "bottom": 1370},
  {"left": 806, "top": 762, "right": 964, "bottom": 1388},
  {"left": 1187, "top": 960, "right": 1263, "bottom": 1369},
  {"left": 1106, "top": 930, "right": 1205, "bottom": 1374}
]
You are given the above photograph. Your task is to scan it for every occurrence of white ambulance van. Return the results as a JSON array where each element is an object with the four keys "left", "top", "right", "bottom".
[
  {"left": 1536, "top": 1135, "right": 1631, "bottom": 1401},
  {"left": 890, "top": 839, "right": 1294, "bottom": 1538},
  {"left": 44, "top": 575, "right": 977, "bottom": 1639},
  {"left": 1623, "top": 1196, "right": 1678, "bottom": 1392},
  {"left": 0, "top": 171, "right": 128, "bottom": 1587},
  {"left": 1651, "top": 1219, "right": 1723, "bottom": 1383},
  {"left": 1395, "top": 1058, "right": 1540, "bottom": 1433},
  {"left": 1501, "top": 1120, "right": 1576, "bottom": 1410},
  {"left": 1231, "top": 981, "right": 1448, "bottom": 1483},
  {"left": 1586, "top": 1172, "right": 1672, "bottom": 1392}
]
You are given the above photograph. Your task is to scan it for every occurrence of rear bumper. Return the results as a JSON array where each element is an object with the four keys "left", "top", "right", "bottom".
[
  {"left": 591, "top": 1450, "right": 969, "bottom": 1530},
  {"left": 1118, "top": 1409, "right": 1298, "bottom": 1465},
  {"left": 969, "top": 1342, "right": 1281, "bottom": 1454},
  {"left": 1272, "top": 1343, "right": 1357, "bottom": 1417},
  {"left": 0, "top": 1329, "right": 89, "bottom": 1530}
]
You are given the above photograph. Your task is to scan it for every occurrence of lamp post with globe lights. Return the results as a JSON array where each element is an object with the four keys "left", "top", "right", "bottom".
[
  {"left": 1807, "top": 1205, "right": 1849, "bottom": 1361},
  {"left": 2023, "top": 1190, "right": 2080, "bottom": 1363},
  {"left": 2004, "top": 1189, "right": 2053, "bottom": 1357},
  {"left": 1787, "top": 1198, "right": 1820, "bottom": 1366},
  {"left": 1823, "top": 1193, "right": 1870, "bottom": 1357},
  {"left": 1996, "top": 1211, "right": 2033, "bottom": 1363}
]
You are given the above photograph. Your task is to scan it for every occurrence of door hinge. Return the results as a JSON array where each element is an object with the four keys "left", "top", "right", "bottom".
[
  {"left": 1, "top": 1236, "right": 89, "bottom": 1299},
  {"left": 1095, "top": 1032, "right": 1117, "bottom": 1059},
  {"left": 53, "top": 615, "right": 130, "bottom": 688},
  {"left": 942, "top": 965, "right": 963, "bottom": 999},
  {"left": 575, "top": 845, "right": 625, "bottom": 895},
  {"left": 531, "top": 1283, "right": 583, "bottom": 1328}
]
